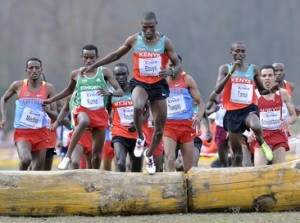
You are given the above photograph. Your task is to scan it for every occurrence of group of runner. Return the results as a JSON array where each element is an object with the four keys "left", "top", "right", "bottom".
[{"left": 0, "top": 11, "right": 298, "bottom": 174}]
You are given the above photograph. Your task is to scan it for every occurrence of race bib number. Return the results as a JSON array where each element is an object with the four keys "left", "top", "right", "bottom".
[
  {"left": 139, "top": 57, "right": 161, "bottom": 76},
  {"left": 20, "top": 107, "right": 44, "bottom": 129},
  {"left": 81, "top": 90, "right": 104, "bottom": 109},
  {"left": 230, "top": 83, "right": 253, "bottom": 104},
  {"left": 117, "top": 106, "right": 134, "bottom": 126},
  {"left": 260, "top": 110, "right": 281, "bottom": 129},
  {"left": 167, "top": 95, "right": 187, "bottom": 117}
]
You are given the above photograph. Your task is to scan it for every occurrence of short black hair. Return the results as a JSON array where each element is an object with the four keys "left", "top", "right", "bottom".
[
  {"left": 230, "top": 41, "right": 245, "bottom": 51},
  {"left": 260, "top": 65, "right": 275, "bottom": 73},
  {"left": 82, "top": 44, "right": 98, "bottom": 57},
  {"left": 26, "top": 57, "right": 42, "bottom": 68},
  {"left": 272, "top": 62, "right": 285, "bottom": 69},
  {"left": 113, "top": 62, "right": 129, "bottom": 71},
  {"left": 142, "top": 11, "right": 156, "bottom": 21}
]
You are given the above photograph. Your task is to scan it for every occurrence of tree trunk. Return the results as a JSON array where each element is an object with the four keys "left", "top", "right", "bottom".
[
  {"left": 187, "top": 159, "right": 300, "bottom": 212},
  {"left": 1, "top": 159, "right": 300, "bottom": 216},
  {"left": 0, "top": 170, "right": 187, "bottom": 216}
]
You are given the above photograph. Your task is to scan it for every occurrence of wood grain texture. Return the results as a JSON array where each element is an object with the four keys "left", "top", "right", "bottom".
[
  {"left": 1, "top": 159, "right": 300, "bottom": 216},
  {"left": 0, "top": 170, "right": 187, "bottom": 216},
  {"left": 187, "top": 159, "right": 300, "bottom": 212}
]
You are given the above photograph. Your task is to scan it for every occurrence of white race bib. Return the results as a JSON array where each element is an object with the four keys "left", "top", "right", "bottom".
[
  {"left": 167, "top": 95, "right": 187, "bottom": 117},
  {"left": 230, "top": 83, "right": 253, "bottom": 104},
  {"left": 260, "top": 110, "right": 281, "bottom": 129},
  {"left": 117, "top": 106, "right": 134, "bottom": 126},
  {"left": 20, "top": 107, "right": 44, "bottom": 129},
  {"left": 81, "top": 90, "right": 104, "bottom": 109},
  {"left": 139, "top": 57, "right": 161, "bottom": 76}
]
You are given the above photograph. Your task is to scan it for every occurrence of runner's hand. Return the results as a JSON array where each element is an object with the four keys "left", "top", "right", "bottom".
[
  {"left": 42, "top": 103, "right": 50, "bottom": 112},
  {"left": 0, "top": 119, "right": 7, "bottom": 130},
  {"left": 48, "top": 121, "right": 60, "bottom": 131},
  {"left": 128, "top": 124, "right": 136, "bottom": 132},
  {"left": 206, "top": 131, "right": 213, "bottom": 143},
  {"left": 42, "top": 99, "right": 51, "bottom": 106},
  {"left": 97, "top": 88, "right": 111, "bottom": 96},
  {"left": 80, "top": 66, "right": 93, "bottom": 75},
  {"left": 280, "top": 119, "right": 289, "bottom": 132},
  {"left": 229, "top": 60, "right": 241, "bottom": 75},
  {"left": 192, "top": 114, "right": 202, "bottom": 129},
  {"left": 159, "top": 67, "right": 174, "bottom": 78}
]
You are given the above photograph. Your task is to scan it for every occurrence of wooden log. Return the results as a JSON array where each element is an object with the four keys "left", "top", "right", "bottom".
[
  {"left": 0, "top": 170, "right": 187, "bottom": 216},
  {"left": 2, "top": 160, "right": 300, "bottom": 216},
  {"left": 187, "top": 159, "right": 300, "bottom": 212}
]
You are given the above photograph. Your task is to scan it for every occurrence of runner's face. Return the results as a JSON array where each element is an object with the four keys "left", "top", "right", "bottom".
[
  {"left": 113, "top": 66, "right": 129, "bottom": 88},
  {"left": 273, "top": 64, "right": 285, "bottom": 82},
  {"left": 141, "top": 19, "right": 157, "bottom": 41},
  {"left": 82, "top": 50, "right": 98, "bottom": 66},
  {"left": 260, "top": 68, "right": 276, "bottom": 89},
  {"left": 231, "top": 44, "right": 246, "bottom": 62},
  {"left": 26, "top": 60, "right": 42, "bottom": 81}
]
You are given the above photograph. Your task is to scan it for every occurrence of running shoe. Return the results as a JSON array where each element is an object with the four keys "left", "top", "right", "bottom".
[
  {"left": 58, "top": 157, "right": 70, "bottom": 170},
  {"left": 134, "top": 133, "right": 145, "bottom": 157},
  {"left": 261, "top": 142, "right": 273, "bottom": 161},
  {"left": 143, "top": 149, "right": 156, "bottom": 174}
]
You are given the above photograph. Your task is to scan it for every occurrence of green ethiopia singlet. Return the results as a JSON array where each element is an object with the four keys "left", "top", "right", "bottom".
[{"left": 76, "top": 67, "right": 108, "bottom": 110}]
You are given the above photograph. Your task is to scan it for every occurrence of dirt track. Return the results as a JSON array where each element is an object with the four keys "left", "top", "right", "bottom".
[{"left": 0, "top": 212, "right": 300, "bottom": 223}]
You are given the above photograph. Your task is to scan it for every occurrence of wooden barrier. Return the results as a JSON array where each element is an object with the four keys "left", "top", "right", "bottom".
[
  {"left": 0, "top": 170, "right": 187, "bottom": 216},
  {"left": 187, "top": 159, "right": 300, "bottom": 212},
  {"left": 1, "top": 159, "right": 300, "bottom": 216}
]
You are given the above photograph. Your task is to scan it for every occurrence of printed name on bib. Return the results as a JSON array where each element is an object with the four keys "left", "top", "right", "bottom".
[
  {"left": 81, "top": 90, "right": 104, "bottom": 109},
  {"left": 139, "top": 57, "right": 162, "bottom": 76},
  {"left": 260, "top": 110, "right": 281, "bottom": 129},
  {"left": 117, "top": 106, "right": 134, "bottom": 126},
  {"left": 167, "top": 95, "right": 187, "bottom": 117},
  {"left": 20, "top": 107, "right": 44, "bottom": 129},
  {"left": 230, "top": 83, "right": 253, "bottom": 104}
]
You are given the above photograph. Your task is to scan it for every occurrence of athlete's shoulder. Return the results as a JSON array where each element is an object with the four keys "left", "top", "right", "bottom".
[
  {"left": 183, "top": 72, "right": 193, "bottom": 81},
  {"left": 45, "top": 82, "right": 55, "bottom": 88},
  {"left": 247, "top": 63, "right": 257, "bottom": 69},
  {"left": 220, "top": 63, "right": 231, "bottom": 68},
  {"left": 218, "top": 63, "right": 230, "bottom": 73},
  {"left": 10, "top": 80, "right": 23, "bottom": 89},
  {"left": 184, "top": 73, "right": 197, "bottom": 87},
  {"left": 102, "top": 66, "right": 112, "bottom": 75},
  {"left": 13, "top": 80, "right": 23, "bottom": 85},
  {"left": 126, "top": 33, "right": 139, "bottom": 43},
  {"left": 71, "top": 69, "right": 81, "bottom": 79}
]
